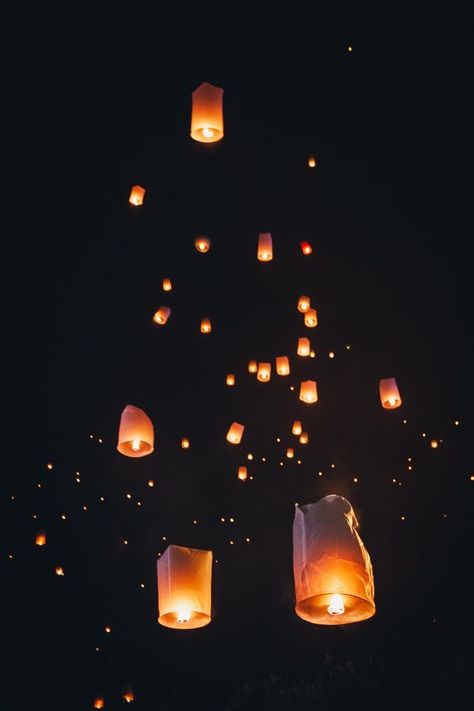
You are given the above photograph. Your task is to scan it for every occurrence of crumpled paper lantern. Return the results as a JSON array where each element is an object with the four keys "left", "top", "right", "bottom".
[
  {"left": 379, "top": 377, "right": 402, "bottom": 409},
  {"left": 190, "top": 82, "right": 224, "bottom": 143},
  {"left": 117, "top": 405, "right": 154, "bottom": 457}
]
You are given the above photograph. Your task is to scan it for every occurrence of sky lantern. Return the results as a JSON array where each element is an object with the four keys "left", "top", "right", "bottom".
[
  {"left": 35, "top": 531, "right": 46, "bottom": 546},
  {"left": 128, "top": 185, "right": 145, "bottom": 206},
  {"left": 55, "top": 566, "right": 64, "bottom": 576},
  {"left": 226, "top": 373, "right": 235, "bottom": 386},
  {"left": 297, "top": 337, "right": 311, "bottom": 357},
  {"left": 286, "top": 447, "right": 295, "bottom": 459},
  {"left": 379, "top": 377, "right": 402, "bottom": 409},
  {"left": 299, "top": 380, "right": 318, "bottom": 404},
  {"left": 293, "top": 495, "right": 376, "bottom": 625},
  {"left": 307, "top": 155, "right": 317, "bottom": 168},
  {"left": 248, "top": 360, "right": 257, "bottom": 373},
  {"left": 276, "top": 355, "right": 290, "bottom": 375},
  {"left": 238, "top": 466, "right": 248, "bottom": 481},
  {"left": 123, "top": 688, "right": 134, "bottom": 703},
  {"left": 117, "top": 405, "right": 154, "bottom": 458},
  {"left": 157, "top": 544, "right": 213, "bottom": 629},
  {"left": 257, "top": 232, "right": 273, "bottom": 262},
  {"left": 190, "top": 82, "right": 224, "bottom": 143},
  {"left": 299, "top": 432, "right": 309, "bottom": 444},
  {"left": 226, "top": 422, "right": 244, "bottom": 444},
  {"left": 304, "top": 308, "right": 318, "bottom": 327},
  {"left": 292, "top": 420, "right": 302, "bottom": 436},
  {"left": 300, "top": 241, "right": 313, "bottom": 255},
  {"left": 162, "top": 278, "right": 172, "bottom": 291},
  {"left": 257, "top": 362, "right": 271, "bottom": 382},
  {"left": 200, "top": 317, "right": 212, "bottom": 334},
  {"left": 153, "top": 306, "right": 171, "bottom": 325},
  {"left": 181, "top": 437, "right": 190, "bottom": 449},
  {"left": 93, "top": 698, "right": 105, "bottom": 709},
  {"left": 298, "top": 295, "right": 311, "bottom": 313},
  {"left": 195, "top": 235, "right": 211, "bottom": 253}
]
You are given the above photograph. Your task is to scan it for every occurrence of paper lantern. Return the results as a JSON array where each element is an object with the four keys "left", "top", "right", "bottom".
[
  {"left": 153, "top": 306, "right": 171, "bottom": 325},
  {"left": 379, "top": 377, "right": 402, "bottom": 409},
  {"left": 304, "top": 308, "right": 318, "bottom": 327},
  {"left": 128, "top": 185, "right": 145, "bottom": 206},
  {"left": 157, "top": 544, "right": 213, "bottom": 629},
  {"left": 226, "top": 373, "right": 235, "bottom": 386},
  {"left": 308, "top": 155, "right": 317, "bottom": 168},
  {"left": 117, "top": 405, "right": 154, "bottom": 458},
  {"left": 226, "top": 422, "right": 244, "bottom": 444},
  {"left": 293, "top": 495, "right": 375, "bottom": 625},
  {"left": 257, "top": 362, "right": 271, "bottom": 382},
  {"left": 162, "top": 278, "right": 172, "bottom": 291},
  {"left": 297, "top": 337, "right": 311, "bottom": 357},
  {"left": 55, "top": 566, "right": 64, "bottom": 576},
  {"left": 299, "top": 380, "right": 318, "bottom": 404},
  {"left": 190, "top": 82, "right": 224, "bottom": 143},
  {"left": 248, "top": 359, "right": 257, "bottom": 373},
  {"left": 300, "top": 241, "right": 313, "bottom": 255},
  {"left": 181, "top": 437, "right": 190, "bottom": 449},
  {"left": 298, "top": 295, "right": 311, "bottom": 313},
  {"left": 276, "top": 355, "right": 290, "bottom": 375},
  {"left": 257, "top": 233, "right": 273, "bottom": 262},
  {"left": 123, "top": 688, "right": 134, "bottom": 703},
  {"left": 93, "top": 698, "right": 105, "bottom": 709},
  {"left": 195, "top": 235, "right": 211, "bottom": 253},
  {"left": 238, "top": 466, "right": 248, "bottom": 481},
  {"left": 35, "top": 532, "right": 46, "bottom": 546},
  {"left": 286, "top": 447, "right": 295, "bottom": 459},
  {"left": 299, "top": 432, "right": 309, "bottom": 444},
  {"left": 292, "top": 420, "right": 302, "bottom": 435},
  {"left": 200, "top": 317, "right": 212, "bottom": 334}
]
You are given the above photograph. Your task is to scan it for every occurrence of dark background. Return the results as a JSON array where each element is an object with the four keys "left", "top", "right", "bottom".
[{"left": 9, "top": 9, "right": 473, "bottom": 710}]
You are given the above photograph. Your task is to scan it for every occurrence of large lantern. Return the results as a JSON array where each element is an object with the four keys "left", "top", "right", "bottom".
[
  {"left": 153, "top": 306, "right": 171, "bottom": 325},
  {"left": 117, "top": 405, "right": 154, "bottom": 457},
  {"left": 299, "top": 380, "right": 318, "bottom": 404},
  {"left": 298, "top": 295, "right": 311, "bottom": 313},
  {"left": 304, "top": 308, "right": 318, "bottom": 327},
  {"left": 293, "top": 495, "right": 375, "bottom": 625},
  {"left": 157, "top": 544, "right": 213, "bottom": 629},
  {"left": 195, "top": 235, "right": 211, "bottom": 253},
  {"left": 297, "top": 337, "right": 310, "bottom": 356},
  {"left": 257, "top": 362, "right": 271, "bottom": 382},
  {"left": 200, "top": 317, "right": 212, "bottom": 334},
  {"left": 226, "top": 422, "right": 244, "bottom": 444},
  {"left": 257, "top": 233, "right": 273, "bottom": 262},
  {"left": 379, "top": 377, "right": 402, "bottom": 409},
  {"left": 190, "top": 82, "right": 224, "bottom": 143},
  {"left": 128, "top": 185, "right": 145, "bottom": 206},
  {"left": 276, "top": 356, "right": 290, "bottom": 375}
]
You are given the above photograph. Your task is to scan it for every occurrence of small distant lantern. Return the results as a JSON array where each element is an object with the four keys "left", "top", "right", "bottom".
[
  {"left": 430, "top": 439, "right": 439, "bottom": 449},
  {"left": 293, "top": 495, "right": 375, "bottom": 625},
  {"left": 157, "top": 544, "right": 213, "bottom": 629},
  {"left": 292, "top": 421, "right": 302, "bottom": 436},
  {"left": 117, "top": 405, "right": 154, "bottom": 458},
  {"left": 304, "top": 308, "right": 318, "bottom": 327},
  {"left": 299, "top": 380, "right": 318, "bottom": 404},
  {"left": 286, "top": 447, "right": 295, "bottom": 459},
  {"left": 55, "top": 566, "right": 64, "bottom": 576},
  {"left": 299, "top": 432, "right": 309, "bottom": 444},
  {"left": 226, "top": 373, "right": 235, "bottom": 386},
  {"left": 257, "top": 233, "right": 273, "bottom": 262},
  {"left": 298, "top": 295, "right": 311, "bottom": 313},
  {"left": 238, "top": 466, "right": 248, "bottom": 481},
  {"left": 379, "top": 378, "right": 402, "bottom": 409},
  {"left": 93, "top": 697, "right": 105, "bottom": 709},
  {"left": 300, "top": 241, "right": 313, "bottom": 255},
  {"left": 190, "top": 82, "right": 224, "bottom": 143},
  {"left": 153, "top": 306, "right": 171, "bottom": 325},
  {"left": 123, "top": 688, "right": 134, "bottom": 703},
  {"left": 128, "top": 185, "right": 145, "bottom": 206},
  {"left": 226, "top": 422, "right": 244, "bottom": 444},
  {"left": 248, "top": 359, "right": 258, "bottom": 373},
  {"left": 195, "top": 235, "right": 211, "bottom": 253},
  {"left": 276, "top": 356, "right": 290, "bottom": 375},
  {"left": 200, "top": 317, "right": 212, "bottom": 334},
  {"left": 257, "top": 362, "right": 271, "bottom": 382},
  {"left": 162, "top": 278, "right": 172, "bottom": 292},
  {"left": 307, "top": 155, "right": 317, "bottom": 168},
  {"left": 297, "top": 337, "right": 311, "bottom": 357},
  {"left": 181, "top": 437, "right": 190, "bottom": 449},
  {"left": 35, "top": 531, "right": 46, "bottom": 546}
]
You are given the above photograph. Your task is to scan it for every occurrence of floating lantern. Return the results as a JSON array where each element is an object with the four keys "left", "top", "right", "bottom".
[
  {"left": 286, "top": 448, "right": 295, "bottom": 459},
  {"left": 117, "top": 405, "right": 154, "bottom": 458},
  {"left": 276, "top": 356, "right": 290, "bottom": 375},
  {"left": 128, "top": 185, "right": 145, "bottom": 206},
  {"left": 308, "top": 155, "right": 317, "bottom": 168},
  {"left": 93, "top": 697, "right": 105, "bottom": 709},
  {"left": 248, "top": 359, "right": 257, "bottom": 373},
  {"left": 298, "top": 295, "right": 311, "bottom": 313},
  {"left": 55, "top": 566, "right": 64, "bottom": 576},
  {"left": 430, "top": 439, "right": 439, "bottom": 449},
  {"left": 123, "top": 688, "right": 134, "bottom": 703},
  {"left": 195, "top": 235, "right": 211, "bottom": 253},
  {"left": 304, "top": 308, "right": 318, "bottom": 327},
  {"left": 300, "top": 241, "right": 313, "bottom": 255},
  {"left": 292, "top": 421, "right": 302, "bottom": 436},
  {"left": 257, "top": 232, "right": 273, "bottom": 262},
  {"left": 379, "top": 377, "right": 402, "bottom": 409},
  {"left": 181, "top": 437, "right": 190, "bottom": 449},
  {"left": 226, "top": 422, "right": 244, "bottom": 444},
  {"left": 226, "top": 373, "right": 235, "bottom": 386},
  {"left": 200, "top": 317, "right": 212, "bottom": 334},
  {"left": 190, "top": 82, "right": 224, "bottom": 143},
  {"left": 257, "top": 362, "right": 271, "bottom": 382},
  {"left": 297, "top": 338, "right": 311, "bottom": 357},
  {"left": 35, "top": 531, "right": 46, "bottom": 546},
  {"left": 153, "top": 306, "right": 171, "bottom": 325},
  {"left": 162, "top": 278, "right": 172, "bottom": 292},
  {"left": 310, "top": 350, "right": 316, "bottom": 358},
  {"left": 157, "top": 544, "right": 213, "bottom": 629},
  {"left": 293, "top": 495, "right": 375, "bottom": 625},
  {"left": 238, "top": 466, "right": 248, "bottom": 481},
  {"left": 299, "top": 432, "right": 309, "bottom": 444},
  {"left": 299, "top": 380, "right": 318, "bottom": 404}
]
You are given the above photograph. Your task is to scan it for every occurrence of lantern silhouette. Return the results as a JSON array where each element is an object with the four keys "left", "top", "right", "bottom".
[
  {"left": 257, "top": 233, "right": 273, "bottom": 262},
  {"left": 286, "top": 447, "right": 295, "bottom": 459},
  {"left": 162, "top": 278, "right": 172, "bottom": 291},
  {"left": 117, "top": 405, "right": 154, "bottom": 458},
  {"left": 181, "top": 437, "right": 190, "bottom": 449},
  {"left": 200, "top": 317, "right": 212, "bottom": 334},
  {"left": 128, "top": 185, "right": 145, "bottom": 206},
  {"left": 299, "top": 380, "right": 318, "bottom": 404},
  {"left": 238, "top": 466, "right": 248, "bottom": 481},
  {"left": 157, "top": 544, "right": 213, "bottom": 629},
  {"left": 35, "top": 531, "right": 46, "bottom": 546},
  {"left": 308, "top": 155, "right": 317, "bottom": 168},
  {"left": 298, "top": 295, "right": 311, "bottom": 313},
  {"left": 276, "top": 356, "right": 290, "bottom": 375},
  {"left": 195, "top": 235, "right": 211, "bottom": 253},
  {"left": 300, "top": 241, "right": 313, "bottom": 255},
  {"left": 248, "top": 359, "right": 257, "bottom": 373},
  {"left": 293, "top": 495, "right": 375, "bottom": 625},
  {"left": 226, "top": 422, "right": 244, "bottom": 444},
  {"left": 93, "top": 698, "right": 105, "bottom": 709},
  {"left": 297, "top": 338, "right": 311, "bottom": 356},
  {"left": 379, "top": 377, "right": 402, "bottom": 409},
  {"left": 190, "top": 82, "right": 224, "bottom": 143},
  {"left": 226, "top": 373, "right": 235, "bottom": 386},
  {"left": 123, "top": 688, "right": 134, "bottom": 703},
  {"left": 153, "top": 306, "right": 171, "bottom": 325},
  {"left": 257, "top": 362, "right": 271, "bottom": 382},
  {"left": 304, "top": 308, "right": 318, "bottom": 327}
]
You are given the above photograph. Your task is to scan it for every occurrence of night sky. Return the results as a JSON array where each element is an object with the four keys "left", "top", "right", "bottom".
[{"left": 11, "top": 12, "right": 473, "bottom": 710}]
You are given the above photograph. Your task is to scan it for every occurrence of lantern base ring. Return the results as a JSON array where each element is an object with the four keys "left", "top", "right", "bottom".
[{"left": 295, "top": 593, "right": 375, "bottom": 625}]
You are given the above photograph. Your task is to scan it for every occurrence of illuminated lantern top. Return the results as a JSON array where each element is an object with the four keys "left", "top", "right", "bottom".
[
  {"left": 300, "top": 241, "right": 313, "bottom": 255},
  {"left": 128, "top": 185, "right": 145, "bottom": 206},
  {"left": 190, "top": 82, "right": 224, "bottom": 143},
  {"left": 195, "top": 235, "right": 211, "bottom": 253},
  {"left": 307, "top": 155, "right": 317, "bottom": 168},
  {"left": 117, "top": 405, "right": 154, "bottom": 458},
  {"left": 257, "top": 233, "right": 273, "bottom": 262},
  {"left": 379, "top": 377, "right": 402, "bottom": 409}
]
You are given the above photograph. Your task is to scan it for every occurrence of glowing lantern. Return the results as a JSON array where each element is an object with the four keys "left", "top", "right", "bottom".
[
  {"left": 181, "top": 437, "right": 190, "bottom": 449},
  {"left": 55, "top": 566, "right": 64, "bottom": 576},
  {"left": 162, "top": 278, "right": 172, "bottom": 291},
  {"left": 297, "top": 338, "right": 311, "bottom": 357},
  {"left": 293, "top": 495, "right": 375, "bottom": 625},
  {"left": 195, "top": 235, "right": 211, "bottom": 253},
  {"left": 117, "top": 405, "right": 154, "bottom": 458},
  {"left": 226, "top": 422, "right": 244, "bottom": 444},
  {"left": 153, "top": 306, "right": 171, "bottom": 325},
  {"left": 190, "top": 82, "right": 224, "bottom": 143},
  {"left": 298, "top": 295, "right": 311, "bottom": 313},
  {"left": 308, "top": 155, "right": 317, "bottom": 168},
  {"left": 238, "top": 466, "right": 248, "bottom": 481},
  {"left": 430, "top": 439, "right": 439, "bottom": 449},
  {"left": 379, "top": 377, "right": 402, "bottom": 409},
  {"left": 257, "top": 362, "right": 271, "bottom": 382},
  {"left": 123, "top": 688, "right": 134, "bottom": 703},
  {"left": 300, "top": 241, "right": 313, "bottom": 255},
  {"left": 157, "top": 544, "right": 213, "bottom": 629},
  {"left": 276, "top": 356, "right": 290, "bottom": 375},
  {"left": 200, "top": 317, "right": 212, "bottom": 334},
  {"left": 128, "top": 185, "right": 145, "bottom": 206},
  {"left": 248, "top": 359, "right": 257, "bottom": 373},
  {"left": 286, "top": 448, "right": 295, "bottom": 459},
  {"left": 226, "top": 373, "right": 235, "bottom": 386},
  {"left": 292, "top": 421, "right": 302, "bottom": 436},
  {"left": 299, "top": 381, "right": 318, "bottom": 404},
  {"left": 93, "top": 697, "right": 105, "bottom": 709},
  {"left": 35, "top": 532, "right": 46, "bottom": 546},
  {"left": 257, "top": 233, "right": 273, "bottom": 262},
  {"left": 304, "top": 308, "right": 318, "bottom": 327},
  {"left": 299, "top": 432, "right": 309, "bottom": 444}
]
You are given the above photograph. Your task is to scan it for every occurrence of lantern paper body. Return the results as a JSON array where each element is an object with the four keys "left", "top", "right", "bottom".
[
  {"left": 162, "top": 278, "right": 172, "bottom": 291},
  {"left": 292, "top": 420, "right": 302, "bottom": 435},
  {"left": 257, "top": 362, "right": 271, "bottom": 382},
  {"left": 128, "top": 185, "right": 145, "bottom": 206},
  {"left": 298, "top": 295, "right": 311, "bottom": 313},
  {"left": 286, "top": 448, "right": 295, "bottom": 459},
  {"left": 190, "top": 82, "right": 224, "bottom": 143},
  {"left": 157, "top": 544, "right": 212, "bottom": 629},
  {"left": 93, "top": 698, "right": 105, "bottom": 709},
  {"left": 308, "top": 155, "right": 317, "bottom": 168},
  {"left": 297, "top": 337, "right": 310, "bottom": 356},
  {"left": 238, "top": 466, "right": 248, "bottom": 481},
  {"left": 293, "top": 495, "right": 375, "bottom": 625},
  {"left": 35, "top": 532, "right": 46, "bottom": 546},
  {"left": 226, "top": 422, "right": 244, "bottom": 444},
  {"left": 200, "top": 317, "right": 212, "bottom": 334},
  {"left": 226, "top": 373, "right": 235, "bottom": 386},
  {"left": 300, "top": 380, "right": 318, "bottom": 404},
  {"left": 195, "top": 235, "right": 211, "bottom": 253},
  {"left": 153, "top": 306, "right": 171, "bottom": 325},
  {"left": 276, "top": 356, "right": 290, "bottom": 375},
  {"left": 304, "top": 308, "right": 318, "bottom": 327},
  {"left": 257, "top": 233, "right": 273, "bottom": 262},
  {"left": 300, "top": 241, "right": 313, "bottom": 255},
  {"left": 248, "top": 359, "right": 257, "bottom": 373},
  {"left": 299, "top": 432, "right": 309, "bottom": 444},
  {"left": 117, "top": 405, "right": 154, "bottom": 458},
  {"left": 379, "top": 377, "right": 402, "bottom": 409},
  {"left": 181, "top": 437, "right": 190, "bottom": 449}
]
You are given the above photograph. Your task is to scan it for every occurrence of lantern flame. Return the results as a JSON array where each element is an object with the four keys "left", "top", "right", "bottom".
[
  {"left": 131, "top": 439, "right": 141, "bottom": 452},
  {"left": 177, "top": 609, "right": 192, "bottom": 623},
  {"left": 327, "top": 593, "right": 345, "bottom": 615},
  {"left": 388, "top": 397, "right": 397, "bottom": 407},
  {"left": 202, "top": 127, "right": 214, "bottom": 138}
]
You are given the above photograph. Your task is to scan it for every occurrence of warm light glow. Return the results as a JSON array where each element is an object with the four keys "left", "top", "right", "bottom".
[
  {"left": 248, "top": 359, "right": 257, "bottom": 373},
  {"left": 226, "top": 373, "right": 235, "bottom": 386},
  {"left": 300, "top": 241, "right": 313, "bottom": 255},
  {"left": 304, "top": 308, "right": 318, "bottom": 327},
  {"left": 430, "top": 439, "right": 439, "bottom": 448},
  {"left": 328, "top": 351, "right": 335, "bottom": 359},
  {"left": 292, "top": 421, "right": 302, "bottom": 436},
  {"left": 257, "top": 362, "right": 271, "bottom": 382},
  {"left": 299, "top": 432, "right": 309, "bottom": 444},
  {"left": 238, "top": 466, "right": 248, "bottom": 481},
  {"left": 327, "top": 593, "right": 345, "bottom": 615},
  {"left": 153, "top": 306, "right": 171, "bottom": 325},
  {"left": 181, "top": 437, "right": 190, "bottom": 449},
  {"left": 177, "top": 609, "right": 191, "bottom": 623},
  {"left": 117, "top": 405, "right": 154, "bottom": 458},
  {"left": 190, "top": 82, "right": 224, "bottom": 143},
  {"left": 200, "top": 317, "right": 212, "bottom": 333},
  {"left": 35, "top": 532, "right": 46, "bottom": 546},
  {"left": 226, "top": 422, "right": 244, "bottom": 444},
  {"left": 276, "top": 355, "right": 290, "bottom": 375},
  {"left": 379, "top": 377, "right": 402, "bottom": 409},
  {"left": 128, "top": 185, "right": 145, "bottom": 206},
  {"left": 257, "top": 232, "right": 273, "bottom": 261},
  {"left": 307, "top": 155, "right": 317, "bottom": 168},
  {"left": 286, "top": 448, "right": 295, "bottom": 459},
  {"left": 195, "top": 235, "right": 211, "bottom": 252},
  {"left": 131, "top": 439, "right": 141, "bottom": 451},
  {"left": 47, "top": 462, "right": 53, "bottom": 470},
  {"left": 55, "top": 566, "right": 64, "bottom": 576},
  {"left": 202, "top": 127, "right": 214, "bottom": 138},
  {"left": 123, "top": 690, "right": 134, "bottom": 703},
  {"left": 297, "top": 337, "right": 311, "bottom": 357},
  {"left": 299, "top": 380, "right": 318, "bottom": 404},
  {"left": 148, "top": 480, "right": 154, "bottom": 487},
  {"left": 93, "top": 698, "right": 105, "bottom": 709},
  {"left": 297, "top": 295, "right": 311, "bottom": 313},
  {"left": 162, "top": 278, "right": 172, "bottom": 291}
]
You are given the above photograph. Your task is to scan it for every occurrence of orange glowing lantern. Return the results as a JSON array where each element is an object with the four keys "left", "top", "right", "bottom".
[
  {"left": 299, "top": 432, "right": 309, "bottom": 444},
  {"left": 162, "top": 278, "right": 172, "bottom": 291},
  {"left": 93, "top": 697, "right": 105, "bottom": 709},
  {"left": 128, "top": 185, "right": 145, "bottom": 206},
  {"left": 297, "top": 295, "right": 311, "bottom": 313},
  {"left": 248, "top": 359, "right": 257, "bottom": 373},
  {"left": 181, "top": 437, "right": 190, "bottom": 449},
  {"left": 257, "top": 232, "right": 273, "bottom": 262},
  {"left": 292, "top": 420, "right": 302, "bottom": 436},
  {"left": 190, "top": 82, "right": 224, "bottom": 143},
  {"left": 123, "top": 688, "right": 134, "bottom": 703},
  {"left": 55, "top": 566, "right": 64, "bottom": 576},
  {"left": 308, "top": 155, "right": 317, "bottom": 168},
  {"left": 195, "top": 235, "right": 211, "bottom": 253},
  {"left": 226, "top": 422, "right": 244, "bottom": 444},
  {"left": 276, "top": 356, "right": 290, "bottom": 375},
  {"left": 226, "top": 373, "right": 235, "bottom": 386},
  {"left": 297, "top": 337, "right": 311, "bottom": 357},
  {"left": 379, "top": 377, "right": 402, "bottom": 409},
  {"left": 238, "top": 466, "right": 248, "bottom": 481},
  {"left": 286, "top": 447, "right": 295, "bottom": 459},
  {"left": 117, "top": 405, "right": 154, "bottom": 458},
  {"left": 293, "top": 495, "right": 375, "bottom": 625},
  {"left": 200, "top": 317, "right": 212, "bottom": 334},
  {"left": 35, "top": 531, "right": 46, "bottom": 546},
  {"left": 299, "top": 380, "right": 318, "bottom": 404},
  {"left": 257, "top": 362, "right": 271, "bottom": 382},
  {"left": 157, "top": 544, "right": 213, "bottom": 629},
  {"left": 300, "top": 241, "right": 313, "bottom": 255},
  {"left": 304, "top": 308, "right": 318, "bottom": 327},
  {"left": 153, "top": 306, "right": 171, "bottom": 325}
]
